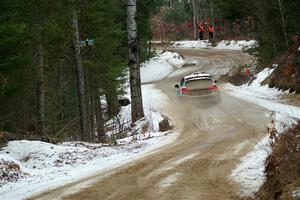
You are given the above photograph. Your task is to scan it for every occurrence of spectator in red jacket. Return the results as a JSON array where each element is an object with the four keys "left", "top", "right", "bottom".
[
  {"left": 208, "top": 24, "right": 214, "bottom": 40},
  {"left": 198, "top": 23, "right": 205, "bottom": 40}
]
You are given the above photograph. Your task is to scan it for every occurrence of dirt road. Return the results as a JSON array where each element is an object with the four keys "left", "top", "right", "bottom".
[{"left": 30, "top": 49, "right": 270, "bottom": 200}]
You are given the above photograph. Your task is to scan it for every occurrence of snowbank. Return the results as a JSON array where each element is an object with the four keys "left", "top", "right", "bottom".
[
  {"left": 1, "top": 86, "right": 176, "bottom": 200},
  {"left": 231, "top": 112, "right": 297, "bottom": 197},
  {"left": 109, "top": 50, "right": 184, "bottom": 136},
  {"left": 225, "top": 68, "right": 300, "bottom": 119},
  {"left": 231, "top": 136, "right": 270, "bottom": 197},
  {"left": 172, "top": 40, "right": 211, "bottom": 49},
  {"left": 141, "top": 51, "right": 185, "bottom": 83},
  {"left": 215, "top": 40, "right": 258, "bottom": 51},
  {"left": 0, "top": 155, "right": 29, "bottom": 187},
  {"left": 225, "top": 67, "right": 300, "bottom": 197},
  {"left": 108, "top": 83, "right": 171, "bottom": 137},
  {"left": 172, "top": 40, "right": 258, "bottom": 51},
  {"left": 107, "top": 51, "right": 180, "bottom": 136},
  {"left": 0, "top": 131, "right": 177, "bottom": 200}
]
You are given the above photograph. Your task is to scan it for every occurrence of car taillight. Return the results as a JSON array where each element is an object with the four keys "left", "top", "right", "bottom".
[
  {"left": 181, "top": 87, "right": 190, "bottom": 93},
  {"left": 208, "top": 85, "right": 218, "bottom": 91}
]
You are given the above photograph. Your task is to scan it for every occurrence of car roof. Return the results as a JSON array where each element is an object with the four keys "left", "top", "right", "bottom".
[{"left": 184, "top": 72, "right": 212, "bottom": 80}]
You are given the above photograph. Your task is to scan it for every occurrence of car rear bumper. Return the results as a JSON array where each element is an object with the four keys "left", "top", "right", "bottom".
[{"left": 180, "top": 91, "right": 220, "bottom": 98}]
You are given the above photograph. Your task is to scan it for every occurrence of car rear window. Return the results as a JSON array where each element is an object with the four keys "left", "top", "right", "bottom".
[{"left": 185, "top": 79, "right": 213, "bottom": 89}]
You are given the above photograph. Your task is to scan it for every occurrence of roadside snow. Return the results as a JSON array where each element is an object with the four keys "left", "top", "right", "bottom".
[
  {"left": 111, "top": 83, "right": 171, "bottom": 138},
  {"left": 215, "top": 40, "right": 258, "bottom": 51},
  {"left": 0, "top": 155, "right": 29, "bottom": 187},
  {"left": 110, "top": 50, "right": 184, "bottom": 135},
  {"left": 0, "top": 51, "right": 181, "bottom": 200},
  {"left": 172, "top": 40, "right": 257, "bottom": 51},
  {"left": 167, "top": 67, "right": 194, "bottom": 78},
  {"left": 172, "top": 40, "right": 211, "bottom": 49},
  {"left": 141, "top": 51, "right": 185, "bottom": 83},
  {"left": 0, "top": 132, "right": 177, "bottom": 200},
  {"left": 293, "top": 189, "right": 300, "bottom": 198},
  {"left": 225, "top": 68, "right": 300, "bottom": 119},
  {"left": 225, "top": 67, "right": 300, "bottom": 197},
  {"left": 231, "top": 137, "right": 270, "bottom": 197}
]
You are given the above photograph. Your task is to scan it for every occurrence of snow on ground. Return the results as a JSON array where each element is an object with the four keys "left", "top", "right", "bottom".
[
  {"left": 0, "top": 133, "right": 178, "bottom": 200},
  {"left": 231, "top": 136, "right": 271, "bottom": 197},
  {"left": 225, "top": 68, "right": 300, "bottom": 119},
  {"left": 225, "top": 67, "right": 300, "bottom": 197},
  {"left": 214, "top": 40, "right": 258, "bottom": 51},
  {"left": 172, "top": 39, "right": 257, "bottom": 51},
  {"left": 0, "top": 155, "right": 29, "bottom": 187},
  {"left": 167, "top": 66, "right": 193, "bottom": 78},
  {"left": 293, "top": 189, "right": 300, "bottom": 198},
  {"left": 157, "top": 172, "right": 183, "bottom": 190},
  {"left": 0, "top": 51, "right": 182, "bottom": 200},
  {"left": 141, "top": 50, "right": 185, "bottom": 83},
  {"left": 111, "top": 83, "right": 171, "bottom": 138},
  {"left": 110, "top": 50, "right": 186, "bottom": 136},
  {"left": 172, "top": 40, "right": 211, "bottom": 49}
]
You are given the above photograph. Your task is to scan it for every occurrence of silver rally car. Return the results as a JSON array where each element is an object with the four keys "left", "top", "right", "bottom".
[{"left": 175, "top": 72, "right": 219, "bottom": 98}]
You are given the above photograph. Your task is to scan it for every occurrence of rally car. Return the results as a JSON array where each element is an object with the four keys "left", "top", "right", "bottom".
[{"left": 174, "top": 72, "right": 219, "bottom": 98}]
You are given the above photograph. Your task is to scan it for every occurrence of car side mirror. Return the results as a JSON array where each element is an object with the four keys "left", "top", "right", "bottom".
[{"left": 174, "top": 84, "right": 179, "bottom": 89}]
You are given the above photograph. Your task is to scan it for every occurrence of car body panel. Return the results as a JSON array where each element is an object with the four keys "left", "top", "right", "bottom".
[{"left": 176, "top": 72, "right": 219, "bottom": 99}]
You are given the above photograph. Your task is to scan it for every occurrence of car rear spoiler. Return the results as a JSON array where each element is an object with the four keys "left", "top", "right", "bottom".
[{"left": 185, "top": 76, "right": 213, "bottom": 81}]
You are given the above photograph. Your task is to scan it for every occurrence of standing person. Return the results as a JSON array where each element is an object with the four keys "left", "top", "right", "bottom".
[
  {"left": 198, "top": 23, "right": 205, "bottom": 40},
  {"left": 208, "top": 24, "right": 214, "bottom": 40}
]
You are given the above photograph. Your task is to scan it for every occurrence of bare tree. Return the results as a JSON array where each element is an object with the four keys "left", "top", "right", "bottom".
[
  {"left": 71, "top": 3, "right": 91, "bottom": 141},
  {"left": 34, "top": 8, "right": 45, "bottom": 135},
  {"left": 278, "top": 0, "right": 289, "bottom": 49},
  {"left": 36, "top": 39, "right": 45, "bottom": 134},
  {"left": 209, "top": 0, "right": 215, "bottom": 39},
  {"left": 126, "top": 0, "right": 144, "bottom": 123},
  {"left": 190, "top": 0, "right": 197, "bottom": 40}
]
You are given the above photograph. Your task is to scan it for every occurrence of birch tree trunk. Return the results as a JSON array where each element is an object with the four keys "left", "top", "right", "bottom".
[
  {"left": 72, "top": 6, "right": 91, "bottom": 141},
  {"left": 36, "top": 41, "right": 45, "bottom": 134},
  {"left": 95, "top": 95, "right": 105, "bottom": 141},
  {"left": 126, "top": 0, "right": 144, "bottom": 123}
]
